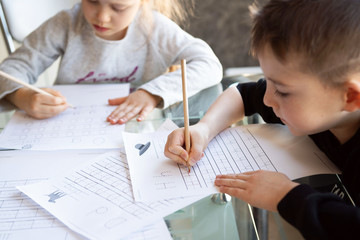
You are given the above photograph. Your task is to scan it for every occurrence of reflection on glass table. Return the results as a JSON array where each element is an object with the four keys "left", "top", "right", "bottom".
[
  {"left": 125, "top": 111, "right": 260, "bottom": 240},
  {"left": 0, "top": 107, "right": 351, "bottom": 240},
  {"left": 125, "top": 110, "right": 354, "bottom": 240}
]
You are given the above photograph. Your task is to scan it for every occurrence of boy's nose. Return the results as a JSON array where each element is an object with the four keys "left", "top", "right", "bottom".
[{"left": 263, "top": 88, "right": 274, "bottom": 108}]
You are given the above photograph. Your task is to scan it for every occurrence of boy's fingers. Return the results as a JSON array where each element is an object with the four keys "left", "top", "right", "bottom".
[
  {"left": 214, "top": 178, "right": 246, "bottom": 188},
  {"left": 188, "top": 142, "right": 204, "bottom": 166},
  {"left": 218, "top": 186, "right": 245, "bottom": 197},
  {"left": 169, "top": 154, "right": 188, "bottom": 166},
  {"left": 216, "top": 173, "right": 250, "bottom": 180},
  {"left": 166, "top": 145, "right": 188, "bottom": 161}
]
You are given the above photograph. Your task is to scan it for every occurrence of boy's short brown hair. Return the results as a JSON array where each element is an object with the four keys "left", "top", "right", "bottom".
[{"left": 250, "top": 0, "right": 360, "bottom": 85}]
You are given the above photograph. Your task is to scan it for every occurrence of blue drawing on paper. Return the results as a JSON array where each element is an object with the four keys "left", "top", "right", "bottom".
[
  {"left": 135, "top": 142, "right": 150, "bottom": 156},
  {"left": 47, "top": 190, "right": 66, "bottom": 203},
  {"left": 21, "top": 144, "right": 32, "bottom": 149}
]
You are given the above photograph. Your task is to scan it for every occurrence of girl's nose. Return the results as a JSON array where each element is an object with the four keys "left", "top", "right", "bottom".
[{"left": 96, "top": 8, "right": 111, "bottom": 24}]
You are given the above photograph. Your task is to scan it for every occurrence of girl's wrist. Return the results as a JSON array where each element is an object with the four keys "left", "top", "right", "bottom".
[{"left": 5, "top": 88, "right": 25, "bottom": 106}]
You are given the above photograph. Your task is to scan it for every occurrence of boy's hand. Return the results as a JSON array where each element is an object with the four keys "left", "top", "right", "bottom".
[
  {"left": 215, "top": 170, "right": 299, "bottom": 212},
  {"left": 164, "top": 123, "right": 209, "bottom": 166},
  {"left": 6, "top": 87, "right": 68, "bottom": 119},
  {"left": 107, "top": 89, "right": 162, "bottom": 124}
]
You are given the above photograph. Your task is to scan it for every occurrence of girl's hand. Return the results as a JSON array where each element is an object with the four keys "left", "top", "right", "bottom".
[
  {"left": 107, "top": 89, "right": 162, "bottom": 124},
  {"left": 164, "top": 123, "right": 210, "bottom": 166},
  {"left": 6, "top": 87, "right": 69, "bottom": 119},
  {"left": 215, "top": 170, "right": 299, "bottom": 212}
]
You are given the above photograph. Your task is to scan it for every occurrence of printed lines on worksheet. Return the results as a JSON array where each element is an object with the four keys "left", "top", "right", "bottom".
[
  {"left": 57, "top": 154, "right": 183, "bottom": 220},
  {"left": 178, "top": 127, "right": 276, "bottom": 190},
  {"left": 0, "top": 179, "right": 64, "bottom": 233},
  {"left": 234, "top": 128, "right": 276, "bottom": 171},
  {"left": 2, "top": 105, "right": 117, "bottom": 148}
]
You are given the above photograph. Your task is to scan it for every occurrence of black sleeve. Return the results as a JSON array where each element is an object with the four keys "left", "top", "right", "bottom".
[
  {"left": 236, "top": 79, "right": 282, "bottom": 124},
  {"left": 278, "top": 184, "right": 360, "bottom": 240}
]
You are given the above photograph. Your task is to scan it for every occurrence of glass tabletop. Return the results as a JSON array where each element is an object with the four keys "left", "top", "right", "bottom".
[
  {"left": 124, "top": 112, "right": 353, "bottom": 240},
  {"left": 0, "top": 109, "right": 349, "bottom": 240}
]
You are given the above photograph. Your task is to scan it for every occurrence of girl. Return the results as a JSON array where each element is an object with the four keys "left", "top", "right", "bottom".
[{"left": 0, "top": 0, "right": 222, "bottom": 123}]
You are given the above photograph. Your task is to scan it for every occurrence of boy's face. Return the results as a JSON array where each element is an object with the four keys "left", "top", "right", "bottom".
[
  {"left": 258, "top": 45, "right": 347, "bottom": 136},
  {"left": 82, "top": 0, "right": 141, "bottom": 40}
]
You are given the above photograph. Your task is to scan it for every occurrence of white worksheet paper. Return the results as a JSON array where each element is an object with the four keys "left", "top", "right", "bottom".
[
  {"left": 52, "top": 84, "right": 130, "bottom": 107},
  {"left": 0, "top": 149, "right": 107, "bottom": 240},
  {"left": 0, "top": 149, "right": 173, "bottom": 240},
  {"left": 18, "top": 150, "right": 202, "bottom": 240},
  {"left": 123, "top": 124, "right": 341, "bottom": 202},
  {"left": 0, "top": 84, "right": 130, "bottom": 150}
]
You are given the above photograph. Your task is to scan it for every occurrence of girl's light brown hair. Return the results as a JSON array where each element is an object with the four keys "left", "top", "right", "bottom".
[
  {"left": 140, "top": 0, "right": 194, "bottom": 35},
  {"left": 250, "top": 0, "right": 360, "bottom": 86}
]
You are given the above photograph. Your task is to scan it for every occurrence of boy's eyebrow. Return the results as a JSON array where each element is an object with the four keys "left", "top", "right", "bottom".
[{"left": 266, "top": 77, "right": 287, "bottom": 86}]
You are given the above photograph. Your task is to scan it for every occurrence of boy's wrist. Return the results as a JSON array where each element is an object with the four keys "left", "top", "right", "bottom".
[{"left": 194, "top": 121, "right": 212, "bottom": 145}]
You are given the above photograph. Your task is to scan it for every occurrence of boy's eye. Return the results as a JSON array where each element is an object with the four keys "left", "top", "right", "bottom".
[
  {"left": 274, "top": 89, "right": 289, "bottom": 97},
  {"left": 87, "top": 0, "right": 98, "bottom": 4}
]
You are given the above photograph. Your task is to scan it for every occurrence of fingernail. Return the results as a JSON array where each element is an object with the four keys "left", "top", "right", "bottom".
[{"left": 189, "top": 158, "right": 196, "bottom": 166}]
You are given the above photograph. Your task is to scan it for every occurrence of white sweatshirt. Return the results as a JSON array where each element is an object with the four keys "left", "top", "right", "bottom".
[{"left": 0, "top": 3, "right": 222, "bottom": 109}]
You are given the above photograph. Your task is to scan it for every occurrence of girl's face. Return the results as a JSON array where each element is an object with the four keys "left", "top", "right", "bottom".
[
  {"left": 82, "top": 0, "right": 142, "bottom": 40},
  {"left": 258, "top": 45, "right": 348, "bottom": 137}
]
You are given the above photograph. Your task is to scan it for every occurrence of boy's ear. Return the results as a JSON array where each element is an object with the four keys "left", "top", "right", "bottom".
[{"left": 344, "top": 79, "right": 360, "bottom": 112}]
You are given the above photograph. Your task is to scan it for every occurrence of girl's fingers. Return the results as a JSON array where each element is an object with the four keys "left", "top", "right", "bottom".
[
  {"left": 120, "top": 105, "right": 142, "bottom": 123},
  {"left": 137, "top": 105, "right": 153, "bottom": 122},
  {"left": 33, "top": 90, "right": 66, "bottom": 106},
  {"left": 30, "top": 103, "right": 68, "bottom": 119},
  {"left": 107, "top": 104, "right": 129, "bottom": 124},
  {"left": 108, "top": 97, "right": 127, "bottom": 105}
]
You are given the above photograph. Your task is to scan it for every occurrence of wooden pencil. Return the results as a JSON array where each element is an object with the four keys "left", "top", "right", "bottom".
[
  {"left": 181, "top": 59, "right": 191, "bottom": 173},
  {"left": 0, "top": 70, "right": 73, "bottom": 108}
]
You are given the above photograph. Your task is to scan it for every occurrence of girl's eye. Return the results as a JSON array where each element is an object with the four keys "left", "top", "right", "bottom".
[
  {"left": 112, "top": 7, "right": 122, "bottom": 12},
  {"left": 111, "top": 5, "right": 129, "bottom": 12},
  {"left": 274, "top": 89, "right": 289, "bottom": 97},
  {"left": 87, "top": 0, "right": 98, "bottom": 4}
]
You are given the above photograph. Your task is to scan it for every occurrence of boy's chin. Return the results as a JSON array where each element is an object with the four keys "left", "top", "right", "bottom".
[{"left": 286, "top": 126, "right": 309, "bottom": 137}]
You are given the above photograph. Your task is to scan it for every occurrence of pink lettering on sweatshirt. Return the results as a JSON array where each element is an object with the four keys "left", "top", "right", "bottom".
[{"left": 76, "top": 66, "right": 138, "bottom": 84}]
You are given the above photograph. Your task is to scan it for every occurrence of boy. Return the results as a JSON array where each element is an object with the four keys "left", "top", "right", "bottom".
[{"left": 164, "top": 0, "right": 360, "bottom": 239}]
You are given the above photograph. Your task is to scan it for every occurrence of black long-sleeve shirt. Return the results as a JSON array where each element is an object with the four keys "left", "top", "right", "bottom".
[{"left": 237, "top": 79, "right": 360, "bottom": 239}]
